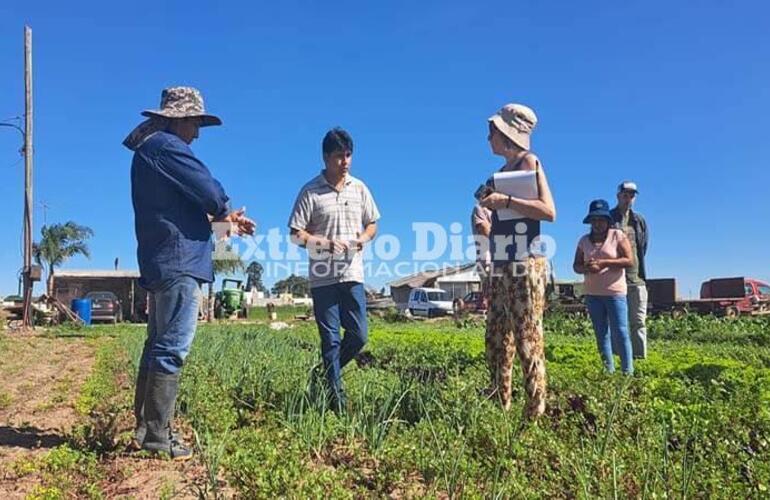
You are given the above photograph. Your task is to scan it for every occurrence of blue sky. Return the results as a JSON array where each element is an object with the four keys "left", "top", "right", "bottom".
[{"left": 1, "top": 0, "right": 768, "bottom": 298}]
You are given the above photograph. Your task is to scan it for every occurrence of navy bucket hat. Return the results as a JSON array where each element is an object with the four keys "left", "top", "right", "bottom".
[{"left": 583, "top": 199, "right": 612, "bottom": 224}]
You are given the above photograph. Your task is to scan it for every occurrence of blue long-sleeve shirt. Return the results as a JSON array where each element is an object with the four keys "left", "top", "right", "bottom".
[{"left": 129, "top": 131, "right": 230, "bottom": 291}]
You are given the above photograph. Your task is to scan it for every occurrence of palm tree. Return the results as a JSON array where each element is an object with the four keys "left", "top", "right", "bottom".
[{"left": 33, "top": 222, "right": 94, "bottom": 296}]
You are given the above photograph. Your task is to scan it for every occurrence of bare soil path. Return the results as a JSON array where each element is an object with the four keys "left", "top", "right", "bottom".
[{"left": 0, "top": 332, "right": 206, "bottom": 499}]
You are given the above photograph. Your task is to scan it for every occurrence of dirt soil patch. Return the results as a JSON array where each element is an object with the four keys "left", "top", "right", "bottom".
[{"left": 0, "top": 331, "right": 205, "bottom": 499}]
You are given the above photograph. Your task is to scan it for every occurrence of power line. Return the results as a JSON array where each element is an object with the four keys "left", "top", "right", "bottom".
[
  {"left": 37, "top": 200, "right": 52, "bottom": 225},
  {"left": 0, "top": 120, "right": 25, "bottom": 157},
  {"left": 4, "top": 157, "right": 23, "bottom": 169}
]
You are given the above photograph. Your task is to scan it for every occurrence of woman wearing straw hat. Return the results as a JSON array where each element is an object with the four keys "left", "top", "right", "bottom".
[
  {"left": 479, "top": 103, "right": 556, "bottom": 417},
  {"left": 573, "top": 199, "right": 634, "bottom": 374}
]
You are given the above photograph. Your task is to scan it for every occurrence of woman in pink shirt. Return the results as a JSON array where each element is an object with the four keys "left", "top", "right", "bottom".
[{"left": 573, "top": 199, "right": 635, "bottom": 374}]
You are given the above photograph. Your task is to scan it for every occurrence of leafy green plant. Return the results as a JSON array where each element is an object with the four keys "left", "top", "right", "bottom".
[
  {"left": 74, "top": 312, "right": 770, "bottom": 497},
  {"left": 13, "top": 445, "right": 103, "bottom": 499}
]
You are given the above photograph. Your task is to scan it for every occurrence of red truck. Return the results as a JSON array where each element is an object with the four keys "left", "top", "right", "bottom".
[{"left": 647, "top": 277, "right": 770, "bottom": 318}]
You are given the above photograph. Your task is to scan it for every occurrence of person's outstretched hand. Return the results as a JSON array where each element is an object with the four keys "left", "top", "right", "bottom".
[
  {"left": 215, "top": 207, "right": 256, "bottom": 237},
  {"left": 229, "top": 207, "right": 256, "bottom": 236}
]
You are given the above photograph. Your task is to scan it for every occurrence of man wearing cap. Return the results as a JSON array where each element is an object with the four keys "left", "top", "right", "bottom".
[
  {"left": 123, "top": 86, "right": 255, "bottom": 459},
  {"left": 611, "top": 181, "right": 649, "bottom": 359},
  {"left": 288, "top": 127, "right": 380, "bottom": 413}
]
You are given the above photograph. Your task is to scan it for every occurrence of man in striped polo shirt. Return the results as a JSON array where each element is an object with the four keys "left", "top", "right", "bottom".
[{"left": 289, "top": 128, "right": 380, "bottom": 412}]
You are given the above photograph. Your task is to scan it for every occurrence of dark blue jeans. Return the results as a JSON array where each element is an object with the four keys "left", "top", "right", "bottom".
[
  {"left": 139, "top": 275, "right": 201, "bottom": 375},
  {"left": 586, "top": 295, "right": 633, "bottom": 374},
  {"left": 311, "top": 282, "right": 368, "bottom": 394}
]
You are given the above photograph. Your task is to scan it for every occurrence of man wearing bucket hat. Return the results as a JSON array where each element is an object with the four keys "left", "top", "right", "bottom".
[
  {"left": 123, "top": 86, "right": 255, "bottom": 459},
  {"left": 610, "top": 181, "right": 649, "bottom": 359},
  {"left": 478, "top": 103, "right": 556, "bottom": 418}
]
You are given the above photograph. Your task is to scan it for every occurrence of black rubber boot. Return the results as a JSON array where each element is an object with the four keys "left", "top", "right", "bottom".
[
  {"left": 132, "top": 368, "right": 149, "bottom": 448},
  {"left": 329, "top": 386, "right": 347, "bottom": 416},
  {"left": 307, "top": 362, "right": 325, "bottom": 403},
  {"left": 141, "top": 371, "right": 192, "bottom": 461}
]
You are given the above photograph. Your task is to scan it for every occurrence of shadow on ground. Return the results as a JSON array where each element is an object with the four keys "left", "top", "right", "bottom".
[{"left": 0, "top": 425, "right": 66, "bottom": 450}]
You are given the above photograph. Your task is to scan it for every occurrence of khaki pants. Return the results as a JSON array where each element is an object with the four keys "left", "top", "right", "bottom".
[
  {"left": 484, "top": 257, "right": 548, "bottom": 417},
  {"left": 626, "top": 283, "right": 648, "bottom": 358}
]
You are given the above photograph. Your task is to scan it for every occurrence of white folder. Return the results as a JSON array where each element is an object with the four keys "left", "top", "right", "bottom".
[{"left": 492, "top": 170, "right": 539, "bottom": 221}]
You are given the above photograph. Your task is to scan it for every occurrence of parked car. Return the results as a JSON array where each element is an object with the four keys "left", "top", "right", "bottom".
[
  {"left": 1, "top": 294, "right": 24, "bottom": 323},
  {"left": 85, "top": 291, "right": 123, "bottom": 324},
  {"left": 407, "top": 288, "right": 454, "bottom": 318},
  {"left": 456, "top": 290, "right": 488, "bottom": 313},
  {"left": 2, "top": 295, "right": 23, "bottom": 307}
]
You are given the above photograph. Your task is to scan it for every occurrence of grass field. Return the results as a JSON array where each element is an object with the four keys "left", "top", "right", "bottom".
[
  {"left": 246, "top": 304, "right": 312, "bottom": 321},
  {"left": 6, "top": 313, "right": 770, "bottom": 498}
]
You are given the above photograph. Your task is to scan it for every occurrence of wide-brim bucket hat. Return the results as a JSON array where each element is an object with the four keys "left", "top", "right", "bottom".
[
  {"left": 488, "top": 103, "right": 537, "bottom": 150},
  {"left": 583, "top": 199, "right": 612, "bottom": 224},
  {"left": 141, "top": 86, "right": 222, "bottom": 126}
]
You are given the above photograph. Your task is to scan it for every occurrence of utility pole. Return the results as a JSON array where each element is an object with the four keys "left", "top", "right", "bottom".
[{"left": 21, "top": 25, "right": 35, "bottom": 329}]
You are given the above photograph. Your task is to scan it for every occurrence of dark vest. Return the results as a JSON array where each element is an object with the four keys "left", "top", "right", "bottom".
[{"left": 488, "top": 154, "right": 542, "bottom": 264}]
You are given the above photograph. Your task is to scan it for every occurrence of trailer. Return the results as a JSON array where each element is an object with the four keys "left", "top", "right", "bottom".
[{"left": 647, "top": 277, "right": 770, "bottom": 318}]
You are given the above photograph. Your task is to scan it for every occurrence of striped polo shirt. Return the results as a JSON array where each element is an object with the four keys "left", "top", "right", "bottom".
[{"left": 288, "top": 172, "right": 380, "bottom": 289}]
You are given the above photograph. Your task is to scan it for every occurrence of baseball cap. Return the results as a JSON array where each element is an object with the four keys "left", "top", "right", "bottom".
[{"left": 618, "top": 181, "right": 638, "bottom": 194}]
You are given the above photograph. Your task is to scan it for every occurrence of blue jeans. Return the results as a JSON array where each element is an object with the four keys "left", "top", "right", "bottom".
[
  {"left": 311, "top": 282, "right": 368, "bottom": 394},
  {"left": 139, "top": 275, "right": 201, "bottom": 375},
  {"left": 585, "top": 295, "right": 633, "bottom": 374}
]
